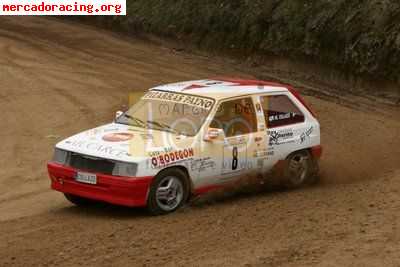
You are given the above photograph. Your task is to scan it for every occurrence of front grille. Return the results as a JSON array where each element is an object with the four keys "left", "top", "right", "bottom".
[
  {"left": 68, "top": 153, "right": 116, "bottom": 175},
  {"left": 53, "top": 148, "right": 137, "bottom": 177}
]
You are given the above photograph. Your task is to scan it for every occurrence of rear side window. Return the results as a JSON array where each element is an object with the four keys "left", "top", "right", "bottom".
[{"left": 260, "top": 95, "right": 304, "bottom": 128}]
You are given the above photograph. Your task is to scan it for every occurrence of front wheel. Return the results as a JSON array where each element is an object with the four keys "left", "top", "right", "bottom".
[{"left": 147, "top": 168, "right": 189, "bottom": 215}]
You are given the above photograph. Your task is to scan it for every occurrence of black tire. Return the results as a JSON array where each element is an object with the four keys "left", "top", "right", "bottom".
[
  {"left": 282, "top": 150, "right": 316, "bottom": 189},
  {"left": 64, "top": 193, "right": 94, "bottom": 206},
  {"left": 147, "top": 168, "right": 190, "bottom": 216}
]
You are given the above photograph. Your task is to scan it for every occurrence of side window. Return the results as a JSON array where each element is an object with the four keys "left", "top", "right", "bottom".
[
  {"left": 210, "top": 97, "right": 257, "bottom": 137},
  {"left": 260, "top": 95, "right": 305, "bottom": 128}
]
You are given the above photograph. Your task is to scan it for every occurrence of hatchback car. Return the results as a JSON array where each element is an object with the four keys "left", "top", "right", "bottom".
[{"left": 48, "top": 78, "right": 322, "bottom": 215}]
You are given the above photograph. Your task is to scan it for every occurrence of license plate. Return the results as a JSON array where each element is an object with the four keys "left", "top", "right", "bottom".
[{"left": 75, "top": 172, "right": 97, "bottom": 185}]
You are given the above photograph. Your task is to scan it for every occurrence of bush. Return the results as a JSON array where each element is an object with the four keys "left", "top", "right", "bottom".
[{"left": 81, "top": 0, "right": 400, "bottom": 82}]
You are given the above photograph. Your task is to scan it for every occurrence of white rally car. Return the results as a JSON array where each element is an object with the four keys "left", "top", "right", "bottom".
[{"left": 48, "top": 78, "right": 322, "bottom": 215}]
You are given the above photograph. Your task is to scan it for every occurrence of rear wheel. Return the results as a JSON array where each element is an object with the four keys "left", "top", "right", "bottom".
[
  {"left": 147, "top": 168, "right": 189, "bottom": 215},
  {"left": 283, "top": 150, "right": 316, "bottom": 189},
  {"left": 64, "top": 193, "right": 93, "bottom": 206}
]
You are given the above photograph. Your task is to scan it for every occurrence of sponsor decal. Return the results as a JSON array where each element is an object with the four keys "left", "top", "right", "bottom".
[
  {"left": 254, "top": 147, "right": 275, "bottom": 158},
  {"left": 148, "top": 147, "right": 173, "bottom": 157},
  {"left": 255, "top": 150, "right": 268, "bottom": 158},
  {"left": 191, "top": 157, "right": 216, "bottom": 172},
  {"left": 269, "top": 112, "right": 297, "bottom": 123},
  {"left": 268, "top": 129, "right": 294, "bottom": 146},
  {"left": 142, "top": 91, "right": 214, "bottom": 110},
  {"left": 222, "top": 158, "right": 247, "bottom": 172},
  {"left": 65, "top": 140, "right": 130, "bottom": 157},
  {"left": 224, "top": 136, "right": 247, "bottom": 147},
  {"left": 151, "top": 148, "right": 194, "bottom": 167},
  {"left": 300, "top": 126, "right": 314, "bottom": 144},
  {"left": 102, "top": 132, "right": 134, "bottom": 142}
]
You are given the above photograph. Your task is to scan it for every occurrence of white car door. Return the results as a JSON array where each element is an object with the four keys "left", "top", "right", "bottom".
[{"left": 209, "top": 97, "right": 260, "bottom": 182}]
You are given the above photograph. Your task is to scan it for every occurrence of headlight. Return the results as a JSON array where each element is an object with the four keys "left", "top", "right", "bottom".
[
  {"left": 112, "top": 161, "right": 137, "bottom": 177},
  {"left": 52, "top": 148, "right": 69, "bottom": 165}
]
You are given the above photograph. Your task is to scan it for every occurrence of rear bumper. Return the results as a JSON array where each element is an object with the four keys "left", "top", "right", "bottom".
[{"left": 48, "top": 162, "right": 153, "bottom": 207}]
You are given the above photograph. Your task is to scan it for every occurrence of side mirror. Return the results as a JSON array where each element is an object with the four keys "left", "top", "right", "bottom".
[
  {"left": 115, "top": 110, "right": 124, "bottom": 120},
  {"left": 204, "top": 128, "right": 224, "bottom": 142}
]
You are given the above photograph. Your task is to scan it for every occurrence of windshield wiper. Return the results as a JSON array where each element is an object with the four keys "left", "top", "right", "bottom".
[
  {"left": 146, "top": 120, "right": 178, "bottom": 134},
  {"left": 122, "top": 114, "right": 146, "bottom": 128}
]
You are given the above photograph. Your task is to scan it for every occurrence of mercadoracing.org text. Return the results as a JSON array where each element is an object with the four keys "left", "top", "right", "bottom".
[{"left": 0, "top": 0, "right": 126, "bottom": 15}]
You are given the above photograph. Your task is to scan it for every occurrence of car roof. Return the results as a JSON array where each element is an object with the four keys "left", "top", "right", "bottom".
[{"left": 150, "top": 78, "right": 289, "bottom": 100}]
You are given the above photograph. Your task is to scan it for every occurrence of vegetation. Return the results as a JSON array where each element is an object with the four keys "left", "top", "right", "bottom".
[{"left": 84, "top": 0, "right": 400, "bottom": 82}]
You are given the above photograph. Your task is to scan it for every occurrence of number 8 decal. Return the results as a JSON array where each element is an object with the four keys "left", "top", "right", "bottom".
[{"left": 232, "top": 146, "right": 238, "bottom": 170}]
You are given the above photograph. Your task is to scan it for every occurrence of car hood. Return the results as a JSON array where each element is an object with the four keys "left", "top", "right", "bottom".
[{"left": 56, "top": 123, "right": 188, "bottom": 162}]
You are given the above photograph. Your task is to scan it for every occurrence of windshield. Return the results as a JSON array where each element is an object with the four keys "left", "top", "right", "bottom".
[{"left": 116, "top": 91, "right": 215, "bottom": 136}]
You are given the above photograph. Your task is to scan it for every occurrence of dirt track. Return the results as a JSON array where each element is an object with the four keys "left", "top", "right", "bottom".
[{"left": 0, "top": 17, "right": 400, "bottom": 267}]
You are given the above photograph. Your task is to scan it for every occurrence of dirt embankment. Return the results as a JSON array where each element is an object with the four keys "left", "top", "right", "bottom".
[
  {"left": 0, "top": 17, "right": 400, "bottom": 267},
  {"left": 74, "top": 0, "right": 400, "bottom": 100}
]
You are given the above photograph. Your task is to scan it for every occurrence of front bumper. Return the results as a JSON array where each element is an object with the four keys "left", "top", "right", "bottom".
[{"left": 48, "top": 162, "right": 153, "bottom": 207}]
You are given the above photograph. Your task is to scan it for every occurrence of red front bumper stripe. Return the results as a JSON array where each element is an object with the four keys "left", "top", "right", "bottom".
[{"left": 47, "top": 162, "right": 154, "bottom": 207}]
